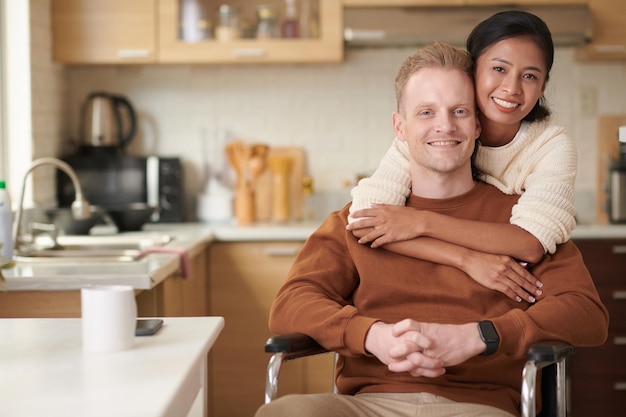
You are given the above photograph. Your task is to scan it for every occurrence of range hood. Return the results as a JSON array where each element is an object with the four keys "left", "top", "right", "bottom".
[{"left": 344, "top": 5, "right": 593, "bottom": 48}]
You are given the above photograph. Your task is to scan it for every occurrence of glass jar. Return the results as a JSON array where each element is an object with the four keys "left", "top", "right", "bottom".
[
  {"left": 215, "top": 4, "right": 241, "bottom": 41},
  {"left": 256, "top": 5, "right": 279, "bottom": 39}
]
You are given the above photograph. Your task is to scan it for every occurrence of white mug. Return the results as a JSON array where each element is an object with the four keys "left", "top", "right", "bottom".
[{"left": 81, "top": 285, "right": 137, "bottom": 352}]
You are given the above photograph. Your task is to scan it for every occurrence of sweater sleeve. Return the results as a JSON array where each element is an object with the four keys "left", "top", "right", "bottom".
[
  {"left": 509, "top": 125, "right": 577, "bottom": 254},
  {"left": 348, "top": 137, "right": 412, "bottom": 224},
  {"left": 476, "top": 121, "right": 577, "bottom": 254},
  {"left": 492, "top": 241, "right": 608, "bottom": 359}
]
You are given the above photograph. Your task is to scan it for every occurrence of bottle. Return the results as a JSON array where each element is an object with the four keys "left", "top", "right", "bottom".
[
  {"left": 0, "top": 181, "right": 13, "bottom": 260},
  {"left": 281, "top": 0, "right": 299, "bottom": 38},
  {"left": 216, "top": 4, "right": 241, "bottom": 41},
  {"left": 256, "top": 5, "right": 279, "bottom": 39}
]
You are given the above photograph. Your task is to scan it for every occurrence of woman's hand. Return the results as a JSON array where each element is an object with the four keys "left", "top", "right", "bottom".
[
  {"left": 347, "top": 205, "right": 426, "bottom": 247},
  {"left": 461, "top": 252, "right": 543, "bottom": 303}
]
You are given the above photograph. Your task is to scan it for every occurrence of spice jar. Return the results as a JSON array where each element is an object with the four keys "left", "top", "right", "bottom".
[
  {"left": 256, "top": 5, "right": 279, "bottom": 39},
  {"left": 215, "top": 4, "right": 240, "bottom": 41}
]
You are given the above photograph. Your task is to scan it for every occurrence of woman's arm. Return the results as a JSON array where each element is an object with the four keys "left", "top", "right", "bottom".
[
  {"left": 349, "top": 205, "right": 545, "bottom": 263},
  {"left": 377, "top": 233, "right": 542, "bottom": 303},
  {"left": 348, "top": 138, "right": 411, "bottom": 223}
]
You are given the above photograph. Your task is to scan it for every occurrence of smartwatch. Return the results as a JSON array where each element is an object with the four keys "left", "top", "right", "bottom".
[{"left": 478, "top": 320, "right": 499, "bottom": 356}]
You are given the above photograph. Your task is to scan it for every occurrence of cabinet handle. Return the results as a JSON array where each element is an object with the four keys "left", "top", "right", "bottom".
[
  {"left": 264, "top": 247, "right": 299, "bottom": 257},
  {"left": 615, "top": 382, "right": 626, "bottom": 391},
  {"left": 117, "top": 49, "right": 151, "bottom": 58},
  {"left": 594, "top": 44, "right": 626, "bottom": 53},
  {"left": 614, "top": 337, "right": 626, "bottom": 346},
  {"left": 612, "top": 245, "right": 626, "bottom": 254},
  {"left": 232, "top": 48, "right": 266, "bottom": 58},
  {"left": 614, "top": 291, "right": 626, "bottom": 300}
]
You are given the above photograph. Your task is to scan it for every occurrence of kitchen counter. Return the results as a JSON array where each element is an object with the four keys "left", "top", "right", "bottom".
[
  {"left": 0, "top": 316, "right": 224, "bottom": 417},
  {"left": 2, "top": 221, "right": 625, "bottom": 292}
]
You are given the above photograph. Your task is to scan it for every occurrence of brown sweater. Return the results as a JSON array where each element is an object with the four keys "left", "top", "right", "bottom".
[{"left": 269, "top": 182, "right": 609, "bottom": 417}]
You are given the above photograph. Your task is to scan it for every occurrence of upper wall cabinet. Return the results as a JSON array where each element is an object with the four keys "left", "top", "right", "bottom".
[
  {"left": 51, "top": 0, "right": 343, "bottom": 65},
  {"left": 158, "top": 0, "right": 342, "bottom": 63},
  {"left": 343, "top": 1, "right": 586, "bottom": 5},
  {"left": 52, "top": 0, "right": 157, "bottom": 64},
  {"left": 576, "top": 0, "right": 626, "bottom": 60}
]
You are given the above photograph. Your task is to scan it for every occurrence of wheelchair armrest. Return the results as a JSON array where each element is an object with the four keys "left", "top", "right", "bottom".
[
  {"left": 527, "top": 341, "right": 574, "bottom": 368},
  {"left": 264, "top": 333, "right": 334, "bottom": 403},
  {"left": 265, "top": 333, "right": 329, "bottom": 357},
  {"left": 523, "top": 342, "right": 574, "bottom": 417}
]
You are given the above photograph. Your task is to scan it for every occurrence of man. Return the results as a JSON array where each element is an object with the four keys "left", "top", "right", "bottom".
[{"left": 255, "top": 42, "right": 608, "bottom": 417}]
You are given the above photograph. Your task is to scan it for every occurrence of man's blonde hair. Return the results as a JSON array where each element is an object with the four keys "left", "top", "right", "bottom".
[{"left": 394, "top": 42, "right": 473, "bottom": 112}]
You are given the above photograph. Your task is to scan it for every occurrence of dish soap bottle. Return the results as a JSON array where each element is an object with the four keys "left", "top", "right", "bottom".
[{"left": 0, "top": 180, "right": 13, "bottom": 260}]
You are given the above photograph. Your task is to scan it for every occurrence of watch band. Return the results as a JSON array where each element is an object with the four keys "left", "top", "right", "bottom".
[{"left": 478, "top": 320, "right": 500, "bottom": 356}]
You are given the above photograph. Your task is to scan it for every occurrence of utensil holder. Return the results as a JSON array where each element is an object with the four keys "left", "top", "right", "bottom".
[{"left": 235, "top": 182, "right": 255, "bottom": 225}]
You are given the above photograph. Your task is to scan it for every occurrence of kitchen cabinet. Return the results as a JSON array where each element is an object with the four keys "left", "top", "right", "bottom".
[
  {"left": 343, "top": 1, "right": 585, "bottom": 6},
  {"left": 570, "top": 238, "right": 626, "bottom": 417},
  {"left": 51, "top": 0, "right": 157, "bottom": 64},
  {"left": 135, "top": 246, "right": 209, "bottom": 317},
  {"left": 159, "top": 0, "right": 343, "bottom": 64},
  {"left": 51, "top": 0, "right": 343, "bottom": 65},
  {"left": 576, "top": 0, "right": 626, "bottom": 60},
  {"left": 0, "top": 246, "right": 209, "bottom": 318},
  {"left": 207, "top": 241, "right": 334, "bottom": 417}
]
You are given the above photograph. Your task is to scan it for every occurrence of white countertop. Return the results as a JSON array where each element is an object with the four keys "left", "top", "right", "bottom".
[
  {"left": 3, "top": 221, "right": 625, "bottom": 292},
  {"left": 0, "top": 316, "right": 224, "bottom": 417}
]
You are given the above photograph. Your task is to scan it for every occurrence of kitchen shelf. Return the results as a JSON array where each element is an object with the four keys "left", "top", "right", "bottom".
[{"left": 51, "top": 0, "right": 343, "bottom": 65}]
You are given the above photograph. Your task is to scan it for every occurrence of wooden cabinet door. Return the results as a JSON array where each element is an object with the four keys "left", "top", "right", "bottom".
[
  {"left": 577, "top": 0, "right": 626, "bottom": 60},
  {"left": 158, "top": 0, "right": 343, "bottom": 63},
  {"left": 52, "top": 0, "right": 157, "bottom": 64},
  {"left": 208, "top": 241, "right": 334, "bottom": 417},
  {"left": 344, "top": 0, "right": 464, "bottom": 5},
  {"left": 466, "top": 0, "right": 586, "bottom": 4}
]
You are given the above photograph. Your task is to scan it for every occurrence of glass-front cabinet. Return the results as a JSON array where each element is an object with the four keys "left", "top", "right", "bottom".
[
  {"left": 51, "top": 0, "right": 342, "bottom": 64},
  {"left": 159, "top": 0, "right": 343, "bottom": 63}
]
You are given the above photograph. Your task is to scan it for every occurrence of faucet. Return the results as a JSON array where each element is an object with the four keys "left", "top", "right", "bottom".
[{"left": 12, "top": 157, "right": 91, "bottom": 253}]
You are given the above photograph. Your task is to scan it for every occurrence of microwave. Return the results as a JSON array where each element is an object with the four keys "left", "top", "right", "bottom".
[{"left": 57, "top": 154, "right": 185, "bottom": 222}]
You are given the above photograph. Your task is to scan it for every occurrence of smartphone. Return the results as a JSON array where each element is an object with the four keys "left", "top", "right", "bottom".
[{"left": 135, "top": 318, "right": 164, "bottom": 336}]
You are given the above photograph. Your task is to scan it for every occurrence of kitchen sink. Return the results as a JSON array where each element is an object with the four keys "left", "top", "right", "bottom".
[{"left": 14, "top": 233, "right": 174, "bottom": 262}]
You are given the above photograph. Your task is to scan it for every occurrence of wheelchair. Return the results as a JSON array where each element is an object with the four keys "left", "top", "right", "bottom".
[{"left": 265, "top": 333, "right": 573, "bottom": 417}]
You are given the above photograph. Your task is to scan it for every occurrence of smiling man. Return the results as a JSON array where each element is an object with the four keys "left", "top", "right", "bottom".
[{"left": 255, "top": 42, "right": 607, "bottom": 417}]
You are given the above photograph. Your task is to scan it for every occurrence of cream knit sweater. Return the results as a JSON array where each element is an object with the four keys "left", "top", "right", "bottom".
[{"left": 350, "top": 120, "right": 577, "bottom": 254}]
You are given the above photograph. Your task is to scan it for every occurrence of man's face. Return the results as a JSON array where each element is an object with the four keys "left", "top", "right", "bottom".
[{"left": 393, "top": 67, "right": 480, "bottom": 180}]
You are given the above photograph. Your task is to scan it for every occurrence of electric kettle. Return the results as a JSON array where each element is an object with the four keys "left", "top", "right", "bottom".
[{"left": 80, "top": 92, "right": 137, "bottom": 149}]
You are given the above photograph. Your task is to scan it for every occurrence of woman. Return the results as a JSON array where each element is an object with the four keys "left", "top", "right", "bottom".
[{"left": 348, "top": 10, "right": 576, "bottom": 303}]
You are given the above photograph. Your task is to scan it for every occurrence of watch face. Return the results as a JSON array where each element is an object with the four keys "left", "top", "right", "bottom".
[{"left": 479, "top": 321, "right": 499, "bottom": 341}]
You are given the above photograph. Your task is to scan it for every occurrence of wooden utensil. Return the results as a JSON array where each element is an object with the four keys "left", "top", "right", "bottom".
[{"left": 268, "top": 155, "right": 294, "bottom": 223}]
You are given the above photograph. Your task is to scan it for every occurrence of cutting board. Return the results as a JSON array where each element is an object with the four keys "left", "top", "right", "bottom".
[
  {"left": 596, "top": 114, "right": 626, "bottom": 224},
  {"left": 254, "top": 147, "right": 306, "bottom": 222}
]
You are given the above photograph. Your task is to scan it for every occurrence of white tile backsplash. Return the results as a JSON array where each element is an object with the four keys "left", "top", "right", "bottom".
[{"left": 29, "top": 1, "right": 626, "bottom": 222}]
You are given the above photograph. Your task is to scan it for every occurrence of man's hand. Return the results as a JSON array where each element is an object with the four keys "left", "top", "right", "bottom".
[
  {"left": 347, "top": 205, "right": 425, "bottom": 247},
  {"left": 365, "top": 321, "right": 445, "bottom": 378},
  {"left": 390, "top": 320, "right": 485, "bottom": 371},
  {"left": 365, "top": 319, "right": 487, "bottom": 378}
]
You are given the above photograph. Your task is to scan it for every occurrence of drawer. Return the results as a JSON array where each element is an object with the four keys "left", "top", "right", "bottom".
[
  {"left": 570, "top": 372, "right": 626, "bottom": 417},
  {"left": 570, "top": 339, "right": 626, "bottom": 373},
  {"left": 574, "top": 239, "right": 626, "bottom": 283},
  {"left": 596, "top": 283, "right": 626, "bottom": 330}
]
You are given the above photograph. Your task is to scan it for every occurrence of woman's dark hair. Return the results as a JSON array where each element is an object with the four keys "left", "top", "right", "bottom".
[{"left": 466, "top": 10, "right": 554, "bottom": 122}]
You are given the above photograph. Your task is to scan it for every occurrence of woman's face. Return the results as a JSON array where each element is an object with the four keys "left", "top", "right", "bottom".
[{"left": 474, "top": 37, "right": 547, "bottom": 132}]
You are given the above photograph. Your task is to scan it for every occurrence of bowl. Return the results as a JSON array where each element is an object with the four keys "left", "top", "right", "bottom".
[
  {"left": 45, "top": 207, "right": 104, "bottom": 235},
  {"left": 105, "top": 203, "right": 157, "bottom": 232}
]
